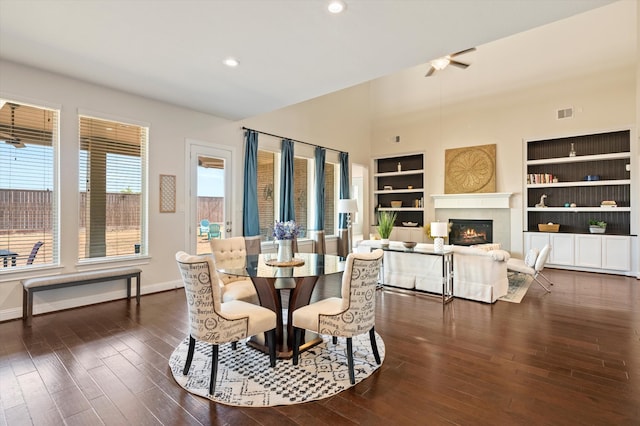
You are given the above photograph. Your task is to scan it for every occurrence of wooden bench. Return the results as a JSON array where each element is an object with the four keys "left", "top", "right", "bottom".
[{"left": 22, "top": 267, "right": 141, "bottom": 326}]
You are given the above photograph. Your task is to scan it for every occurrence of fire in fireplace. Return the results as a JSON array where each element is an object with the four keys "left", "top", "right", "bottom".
[{"left": 449, "top": 219, "right": 493, "bottom": 246}]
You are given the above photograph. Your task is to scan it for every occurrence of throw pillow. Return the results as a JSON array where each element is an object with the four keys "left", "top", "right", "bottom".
[{"left": 524, "top": 248, "right": 539, "bottom": 267}]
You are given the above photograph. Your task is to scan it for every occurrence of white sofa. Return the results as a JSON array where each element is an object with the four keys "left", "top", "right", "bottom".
[{"left": 356, "top": 240, "right": 510, "bottom": 303}]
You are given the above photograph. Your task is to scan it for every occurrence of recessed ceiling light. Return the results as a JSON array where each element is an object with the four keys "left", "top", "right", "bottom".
[
  {"left": 223, "top": 57, "right": 239, "bottom": 68},
  {"left": 327, "top": 1, "right": 346, "bottom": 14}
]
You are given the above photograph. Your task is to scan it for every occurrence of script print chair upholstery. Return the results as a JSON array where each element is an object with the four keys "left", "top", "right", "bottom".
[
  {"left": 210, "top": 237, "right": 260, "bottom": 304},
  {"left": 507, "top": 244, "right": 554, "bottom": 292},
  {"left": 292, "top": 249, "right": 384, "bottom": 385},
  {"left": 175, "top": 251, "right": 276, "bottom": 395}
]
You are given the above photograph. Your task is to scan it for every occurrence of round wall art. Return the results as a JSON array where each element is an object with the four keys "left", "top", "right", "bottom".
[{"left": 444, "top": 144, "right": 496, "bottom": 194}]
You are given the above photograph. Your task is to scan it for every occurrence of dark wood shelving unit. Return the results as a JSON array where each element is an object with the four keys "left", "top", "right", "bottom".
[{"left": 373, "top": 153, "right": 425, "bottom": 227}]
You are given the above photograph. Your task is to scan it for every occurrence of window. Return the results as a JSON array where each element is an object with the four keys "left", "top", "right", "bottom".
[
  {"left": 78, "top": 115, "right": 147, "bottom": 260},
  {"left": 324, "top": 162, "right": 336, "bottom": 235},
  {"left": 257, "top": 150, "right": 276, "bottom": 240},
  {"left": 256, "top": 146, "right": 339, "bottom": 241},
  {"left": 293, "top": 157, "right": 308, "bottom": 237},
  {"left": 0, "top": 100, "right": 58, "bottom": 268}
]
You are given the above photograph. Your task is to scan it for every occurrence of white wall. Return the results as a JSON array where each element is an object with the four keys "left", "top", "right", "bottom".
[{"left": 0, "top": 60, "right": 232, "bottom": 319}]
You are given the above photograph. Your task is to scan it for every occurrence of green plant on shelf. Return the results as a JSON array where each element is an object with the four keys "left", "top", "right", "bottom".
[
  {"left": 376, "top": 211, "right": 397, "bottom": 239},
  {"left": 589, "top": 219, "right": 607, "bottom": 228}
]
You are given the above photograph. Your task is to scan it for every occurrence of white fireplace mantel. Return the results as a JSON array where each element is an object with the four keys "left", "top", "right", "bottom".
[{"left": 431, "top": 193, "right": 513, "bottom": 209}]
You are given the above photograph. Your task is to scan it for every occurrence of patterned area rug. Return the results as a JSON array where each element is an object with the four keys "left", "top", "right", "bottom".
[
  {"left": 499, "top": 272, "right": 533, "bottom": 303},
  {"left": 169, "top": 333, "right": 385, "bottom": 407}
]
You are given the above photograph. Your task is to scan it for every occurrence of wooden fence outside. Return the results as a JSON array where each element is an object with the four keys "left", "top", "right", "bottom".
[{"left": 1, "top": 189, "right": 224, "bottom": 231}]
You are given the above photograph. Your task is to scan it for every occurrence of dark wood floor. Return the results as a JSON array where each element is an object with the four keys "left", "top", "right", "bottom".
[{"left": 1, "top": 268, "right": 639, "bottom": 425}]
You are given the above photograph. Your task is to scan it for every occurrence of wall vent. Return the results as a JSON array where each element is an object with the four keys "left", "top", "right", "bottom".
[{"left": 557, "top": 107, "right": 574, "bottom": 120}]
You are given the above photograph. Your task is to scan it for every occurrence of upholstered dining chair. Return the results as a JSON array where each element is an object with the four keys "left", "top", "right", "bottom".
[
  {"left": 210, "top": 237, "right": 260, "bottom": 304},
  {"left": 507, "top": 244, "right": 554, "bottom": 292},
  {"left": 292, "top": 249, "right": 384, "bottom": 385},
  {"left": 175, "top": 251, "right": 276, "bottom": 395}
]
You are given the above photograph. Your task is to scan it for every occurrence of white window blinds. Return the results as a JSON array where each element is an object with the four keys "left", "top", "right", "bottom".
[
  {"left": 78, "top": 115, "right": 147, "bottom": 259},
  {"left": 0, "top": 100, "right": 58, "bottom": 268}
]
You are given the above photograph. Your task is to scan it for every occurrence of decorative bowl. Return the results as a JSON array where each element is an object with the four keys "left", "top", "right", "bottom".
[
  {"left": 390, "top": 201, "right": 402, "bottom": 208},
  {"left": 402, "top": 241, "right": 417, "bottom": 249},
  {"left": 402, "top": 221, "right": 418, "bottom": 227},
  {"left": 584, "top": 175, "right": 600, "bottom": 181}
]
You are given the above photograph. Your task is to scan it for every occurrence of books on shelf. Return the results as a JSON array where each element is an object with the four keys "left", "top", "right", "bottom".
[
  {"left": 600, "top": 200, "right": 617, "bottom": 208},
  {"left": 527, "top": 173, "right": 555, "bottom": 184}
]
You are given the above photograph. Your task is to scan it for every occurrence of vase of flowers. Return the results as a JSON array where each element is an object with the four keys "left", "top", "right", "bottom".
[{"left": 272, "top": 220, "right": 301, "bottom": 262}]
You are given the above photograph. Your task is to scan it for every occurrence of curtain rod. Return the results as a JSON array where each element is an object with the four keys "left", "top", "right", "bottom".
[{"left": 242, "top": 127, "right": 345, "bottom": 155}]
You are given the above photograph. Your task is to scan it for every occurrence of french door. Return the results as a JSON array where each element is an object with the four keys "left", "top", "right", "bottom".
[{"left": 186, "top": 141, "right": 233, "bottom": 254}]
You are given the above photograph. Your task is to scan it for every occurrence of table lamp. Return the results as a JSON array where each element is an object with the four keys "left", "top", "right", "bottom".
[
  {"left": 431, "top": 221, "right": 448, "bottom": 252},
  {"left": 338, "top": 199, "right": 358, "bottom": 254}
]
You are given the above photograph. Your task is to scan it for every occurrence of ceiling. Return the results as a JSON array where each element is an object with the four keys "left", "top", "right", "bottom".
[{"left": 0, "top": 0, "right": 627, "bottom": 121}]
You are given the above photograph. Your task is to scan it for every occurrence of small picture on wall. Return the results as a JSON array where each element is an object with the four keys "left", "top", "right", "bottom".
[{"left": 445, "top": 144, "right": 496, "bottom": 194}]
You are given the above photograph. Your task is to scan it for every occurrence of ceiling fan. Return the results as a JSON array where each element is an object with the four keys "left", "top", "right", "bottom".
[
  {"left": 425, "top": 47, "right": 476, "bottom": 77},
  {"left": 0, "top": 103, "right": 25, "bottom": 148}
]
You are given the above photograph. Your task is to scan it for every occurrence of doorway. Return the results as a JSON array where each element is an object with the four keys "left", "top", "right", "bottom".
[{"left": 187, "top": 142, "right": 233, "bottom": 254}]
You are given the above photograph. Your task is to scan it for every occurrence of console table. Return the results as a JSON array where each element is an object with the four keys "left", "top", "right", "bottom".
[{"left": 380, "top": 245, "right": 454, "bottom": 304}]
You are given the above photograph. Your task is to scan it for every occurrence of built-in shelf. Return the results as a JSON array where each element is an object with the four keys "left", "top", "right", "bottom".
[
  {"left": 524, "top": 128, "right": 633, "bottom": 252},
  {"left": 374, "top": 189, "right": 424, "bottom": 195},
  {"left": 527, "top": 207, "right": 631, "bottom": 212},
  {"left": 377, "top": 207, "right": 423, "bottom": 212},
  {"left": 526, "top": 152, "right": 630, "bottom": 166},
  {"left": 373, "top": 169, "right": 424, "bottom": 178},
  {"left": 527, "top": 179, "right": 630, "bottom": 188},
  {"left": 372, "top": 153, "right": 425, "bottom": 229}
]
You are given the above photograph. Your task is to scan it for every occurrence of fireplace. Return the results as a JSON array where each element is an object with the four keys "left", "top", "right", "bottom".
[{"left": 449, "top": 219, "right": 493, "bottom": 246}]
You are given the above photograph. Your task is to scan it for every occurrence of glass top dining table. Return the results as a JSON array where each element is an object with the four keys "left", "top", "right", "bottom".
[{"left": 216, "top": 252, "right": 346, "bottom": 358}]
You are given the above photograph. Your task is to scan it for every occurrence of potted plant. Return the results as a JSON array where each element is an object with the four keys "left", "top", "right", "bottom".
[
  {"left": 589, "top": 219, "right": 607, "bottom": 234},
  {"left": 376, "top": 211, "right": 397, "bottom": 245}
]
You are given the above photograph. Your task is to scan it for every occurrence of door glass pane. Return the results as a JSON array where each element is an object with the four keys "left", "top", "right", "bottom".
[{"left": 196, "top": 155, "right": 225, "bottom": 254}]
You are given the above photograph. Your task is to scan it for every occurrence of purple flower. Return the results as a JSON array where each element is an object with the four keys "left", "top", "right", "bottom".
[{"left": 272, "top": 220, "right": 300, "bottom": 240}]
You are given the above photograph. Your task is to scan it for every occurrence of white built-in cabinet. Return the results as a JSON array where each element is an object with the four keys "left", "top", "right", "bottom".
[
  {"left": 525, "top": 232, "right": 631, "bottom": 272},
  {"left": 523, "top": 128, "right": 634, "bottom": 275}
]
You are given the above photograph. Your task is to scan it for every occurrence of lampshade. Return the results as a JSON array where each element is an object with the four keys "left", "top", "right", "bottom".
[
  {"left": 338, "top": 198, "right": 358, "bottom": 214},
  {"left": 430, "top": 221, "right": 448, "bottom": 237}
]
